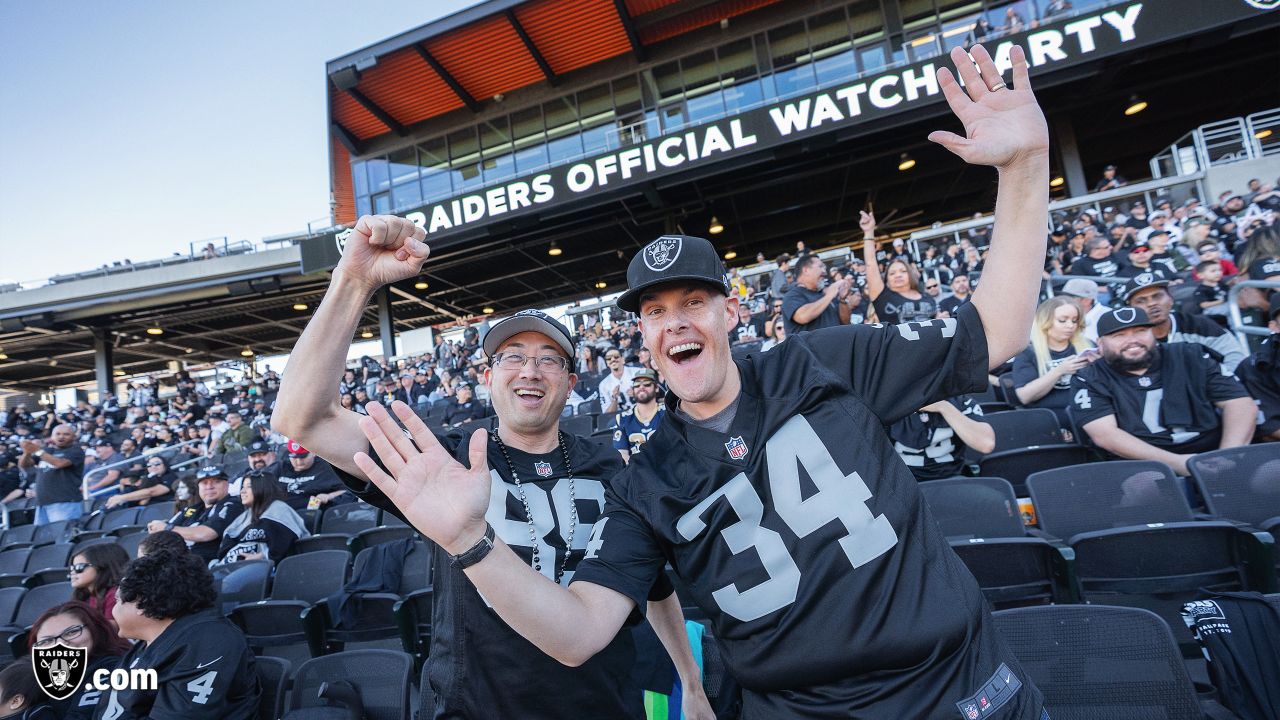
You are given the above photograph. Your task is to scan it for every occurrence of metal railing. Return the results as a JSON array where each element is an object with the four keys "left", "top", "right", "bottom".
[
  {"left": 1150, "top": 107, "right": 1280, "bottom": 179},
  {"left": 1227, "top": 280, "right": 1280, "bottom": 349},
  {"left": 81, "top": 437, "right": 206, "bottom": 499}
]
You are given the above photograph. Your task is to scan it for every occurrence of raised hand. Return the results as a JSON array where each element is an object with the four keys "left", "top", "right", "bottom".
[
  {"left": 352, "top": 400, "right": 492, "bottom": 555},
  {"left": 859, "top": 210, "right": 877, "bottom": 237},
  {"left": 929, "top": 44, "right": 1049, "bottom": 170},
  {"left": 334, "top": 215, "right": 430, "bottom": 293}
]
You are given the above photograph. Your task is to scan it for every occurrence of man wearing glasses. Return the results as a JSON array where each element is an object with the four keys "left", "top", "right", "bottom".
[
  {"left": 147, "top": 466, "right": 243, "bottom": 563},
  {"left": 598, "top": 347, "right": 639, "bottom": 414},
  {"left": 273, "top": 229, "right": 711, "bottom": 720},
  {"left": 612, "top": 370, "right": 665, "bottom": 464}
]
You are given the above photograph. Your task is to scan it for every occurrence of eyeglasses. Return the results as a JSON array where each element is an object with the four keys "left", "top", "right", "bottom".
[
  {"left": 33, "top": 624, "right": 84, "bottom": 649},
  {"left": 69, "top": 563, "right": 94, "bottom": 574},
  {"left": 925, "top": 284, "right": 939, "bottom": 289},
  {"left": 492, "top": 352, "right": 570, "bottom": 372}
]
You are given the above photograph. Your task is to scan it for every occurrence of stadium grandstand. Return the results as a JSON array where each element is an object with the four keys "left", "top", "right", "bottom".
[{"left": 1, "top": 0, "right": 1280, "bottom": 718}]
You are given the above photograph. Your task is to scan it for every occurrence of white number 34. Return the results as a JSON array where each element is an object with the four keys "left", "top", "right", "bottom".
[{"left": 676, "top": 415, "right": 898, "bottom": 622}]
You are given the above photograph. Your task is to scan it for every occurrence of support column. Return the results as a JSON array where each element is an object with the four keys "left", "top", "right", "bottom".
[
  {"left": 92, "top": 328, "right": 114, "bottom": 397},
  {"left": 377, "top": 287, "right": 397, "bottom": 359},
  {"left": 1052, "top": 114, "right": 1088, "bottom": 198}
]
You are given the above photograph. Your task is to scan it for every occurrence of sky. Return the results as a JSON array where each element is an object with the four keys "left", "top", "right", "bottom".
[{"left": 0, "top": 0, "right": 474, "bottom": 285}]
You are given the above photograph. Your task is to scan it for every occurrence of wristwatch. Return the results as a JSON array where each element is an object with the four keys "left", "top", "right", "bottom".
[
  {"left": 450, "top": 523, "right": 496, "bottom": 569},
  {"left": 33, "top": 449, "right": 44, "bottom": 459}
]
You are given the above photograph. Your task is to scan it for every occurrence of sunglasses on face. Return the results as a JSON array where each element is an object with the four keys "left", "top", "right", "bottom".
[
  {"left": 633, "top": 381, "right": 656, "bottom": 388},
  {"left": 925, "top": 284, "right": 939, "bottom": 289},
  {"left": 33, "top": 624, "right": 84, "bottom": 649},
  {"left": 69, "top": 563, "right": 93, "bottom": 574}
]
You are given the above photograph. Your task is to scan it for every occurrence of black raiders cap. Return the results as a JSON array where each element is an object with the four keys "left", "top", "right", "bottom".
[
  {"left": 616, "top": 235, "right": 730, "bottom": 313},
  {"left": 482, "top": 309, "right": 575, "bottom": 359},
  {"left": 195, "top": 465, "right": 228, "bottom": 480},
  {"left": 1097, "top": 307, "right": 1157, "bottom": 337},
  {"left": 1119, "top": 268, "right": 1172, "bottom": 304},
  {"left": 246, "top": 439, "right": 272, "bottom": 454}
]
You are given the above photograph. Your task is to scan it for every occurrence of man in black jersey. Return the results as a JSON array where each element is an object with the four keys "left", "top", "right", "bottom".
[
  {"left": 781, "top": 254, "right": 851, "bottom": 335},
  {"left": 1119, "top": 270, "right": 1246, "bottom": 373},
  {"left": 275, "top": 441, "right": 352, "bottom": 511},
  {"left": 273, "top": 225, "right": 710, "bottom": 719},
  {"left": 1236, "top": 295, "right": 1280, "bottom": 441},
  {"left": 146, "top": 465, "right": 243, "bottom": 563},
  {"left": 96, "top": 551, "right": 259, "bottom": 719},
  {"left": 1070, "top": 307, "right": 1255, "bottom": 476},
  {"left": 348, "top": 45, "right": 1052, "bottom": 719}
]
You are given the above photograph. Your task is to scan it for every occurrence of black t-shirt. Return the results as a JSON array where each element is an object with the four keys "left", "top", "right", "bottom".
[
  {"left": 92, "top": 608, "right": 260, "bottom": 720},
  {"left": 1248, "top": 257, "right": 1280, "bottom": 282},
  {"left": 872, "top": 289, "right": 937, "bottom": 325},
  {"left": 1071, "top": 344, "right": 1250, "bottom": 453},
  {"left": 888, "top": 396, "right": 984, "bottom": 481},
  {"left": 1235, "top": 335, "right": 1280, "bottom": 439},
  {"left": 1070, "top": 254, "right": 1125, "bottom": 278},
  {"left": 573, "top": 304, "right": 1044, "bottom": 718},
  {"left": 276, "top": 457, "right": 347, "bottom": 510},
  {"left": 170, "top": 498, "right": 243, "bottom": 562},
  {"left": 35, "top": 444, "right": 85, "bottom": 505},
  {"left": 214, "top": 509, "right": 302, "bottom": 565},
  {"left": 443, "top": 399, "right": 486, "bottom": 426},
  {"left": 1010, "top": 345, "right": 1077, "bottom": 410},
  {"left": 781, "top": 284, "right": 840, "bottom": 336},
  {"left": 938, "top": 293, "right": 971, "bottom": 317},
  {"left": 1193, "top": 283, "right": 1227, "bottom": 307},
  {"left": 335, "top": 430, "right": 646, "bottom": 720},
  {"left": 731, "top": 314, "right": 769, "bottom": 344}
]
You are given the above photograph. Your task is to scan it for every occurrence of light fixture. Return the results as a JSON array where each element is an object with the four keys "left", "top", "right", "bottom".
[
  {"left": 482, "top": 307, "right": 495, "bottom": 314},
  {"left": 292, "top": 302, "right": 308, "bottom": 311},
  {"left": 240, "top": 347, "right": 255, "bottom": 357},
  {"left": 185, "top": 348, "right": 194, "bottom": 354},
  {"left": 414, "top": 280, "right": 429, "bottom": 290},
  {"left": 1050, "top": 176, "right": 1065, "bottom": 188},
  {"left": 723, "top": 250, "right": 738, "bottom": 260},
  {"left": 708, "top": 216, "right": 724, "bottom": 234},
  {"left": 49, "top": 359, "right": 58, "bottom": 366},
  {"left": 113, "top": 369, "right": 125, "bottom": 376},
  {"left": 897, "top": 153, "right": 916, "bottom": 171},
  {"left": 360, "top": 329, "right": 374, "bottom": 339},
  {"left": 547, "top": 241, "right": 562, "bottom": 257},
  {"left": 594, "top": 281, "right": 607, "bottom": 289},
  {"left": 145, "top": 326, "right": 164, "bottom": 336},
  {"left": 0, "top": 353, "right": 7, "bottom": 360},
  {"left": 1257, "top": 129, "right": 1273, "bottom": 140},
  {"left": 1124, "top": 95, "right": 1147, "bottom": 116}
]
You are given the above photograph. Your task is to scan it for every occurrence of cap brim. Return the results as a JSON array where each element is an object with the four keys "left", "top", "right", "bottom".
[
  {"left": 481, "top": 316, "right": 574, "bottom": 359},
  {"left": 1099, "top": 320, "right": 1157, "bottom": 336},
  {"left": 1121, "top": 280, "right": 1171, "bottom": 303},
  {"left": 616, "top": 275, "right": 729, "bottom": 313}
]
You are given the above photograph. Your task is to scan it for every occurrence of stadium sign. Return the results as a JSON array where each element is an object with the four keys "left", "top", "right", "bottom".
[{"left": 301, "top": 0, "right": 1276, "bottom": 274}]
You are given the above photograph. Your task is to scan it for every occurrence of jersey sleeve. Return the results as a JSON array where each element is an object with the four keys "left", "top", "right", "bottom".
[
  {"left": 1070, "top": 367, "right": 1116, "bottom": 427},
  {"left": 1200, "top": 352, "right": 1251, "bottom": 403},
  {"left": 611, "top": 414, "right": 628, "bottom": 451},
  {"left": 570, "top": 487, "right": 666, "bottom": 622},
  {"left": 1009, "top": 346, "right": 1040, "bottom": 390},
  {"left": 804, "top": 300, "right": 990, "bottom": 425},
  {"left": 259, "top": 519, "right": 299, "bottom": 562},
  {"left": 147, "top": 639, "right": 259, "bottom": 720},
  {"left": 195, "top": 502, "right": 241, "bottom": 538}
]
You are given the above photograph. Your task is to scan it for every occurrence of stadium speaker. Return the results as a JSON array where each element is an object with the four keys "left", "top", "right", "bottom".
[
  {"left": 0, "top": 317, "right": 23, "bottom": 333},
  {"left": 331, "top": 66, "right": 361, "bottom": 91},
  {"left": 20, "top": 312, "right": 55, "bottom": 329}
]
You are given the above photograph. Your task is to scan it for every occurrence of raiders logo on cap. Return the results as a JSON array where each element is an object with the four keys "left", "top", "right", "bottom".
[{"left": 644, "top": 236, "right": 683, "bottom": 272}]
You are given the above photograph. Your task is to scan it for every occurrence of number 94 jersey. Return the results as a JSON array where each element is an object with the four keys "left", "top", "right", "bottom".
[{"left": 573, "top": 304, "right": 1044, "bottom": 719}]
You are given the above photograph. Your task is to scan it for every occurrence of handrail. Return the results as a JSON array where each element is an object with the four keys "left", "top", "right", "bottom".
[
  {"left": 1227, "top": 280, "right": 1280, "bottom": 348},
  {"left": 81, "top": 437, "right": 205, "bottom": 498}
]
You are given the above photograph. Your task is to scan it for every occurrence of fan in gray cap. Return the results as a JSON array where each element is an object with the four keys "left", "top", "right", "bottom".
[
  {"left": 481, "top": 309, "right": 576, "bottom": 359},
  {"left": 616, "top": 235, "right": 731, "bottom": 313}
]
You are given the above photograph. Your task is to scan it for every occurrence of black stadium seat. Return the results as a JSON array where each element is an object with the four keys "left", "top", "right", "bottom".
[
  {"left": 919, "top": 477, "right": 1077, "bottom": 608},
  {"left": 101, "top": 507, "right": 143, "bottom": 532},
  {"left": 305, "top": 540, "right": 431, "bottom": 656},
  {"left": 993, "top": 605, "right": 1207, "bottom": 719},
  {"left": 229, "top": 550, "right": 351, "bottom": 661},
  {"left": 978, "top": 447, "right": 1092, "bottom": 496},
  {"left": 138, "top": 501, "right": 176, "bottom": 524},
  {"left": 115, "top": 532, "right": 148, "bottom": 559},
  {"left": 287, "top": 649, "right": 413, "bottom": 720},
  {"left": 318, "top": 503, "right": 379, "bottom": 536},
  {"left": 1189, "top": 444, "right": 1280, "bottom": 575},
  {"left": 213, "top": 560, "right": 273, "bottom": 614},
  {"left": 0, "top": 587, "right": 24, "bottom": 626},
  {"left": 558, "top": 414, "right": 594, "bottom": 437},
  {"left": 968, "top": 408, "right": 1065, "bottom": 461},
  {"left": 347, "top": 526, "right": 416, "bottom": 556},
  {"left": 25, "top": 543, "right": 73, "bottom": 575},
  {"left": 289, "top": 534, "right": 352, "bottom": 556},
  {"left": 253, "top": 655, "right": 291, "bottom": 720},
  {"left": 11, "top": 581, "right": 72, "bottom": 630}
]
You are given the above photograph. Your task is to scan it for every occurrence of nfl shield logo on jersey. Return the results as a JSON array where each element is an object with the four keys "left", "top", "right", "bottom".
[
  {"left": 33, "top": 642, "right": 88, "bottom": 700},
  {"left": 643, "top": 236, "right": 683, "bottom": 272},
  {"left": 964, "top": 704, "right": 980, "bottom": 720},
  {"left": 724, "top": 436, "right": 748, "bottom": 460},
  {"left": 534, "top": 461, "right": 553, "bottom": 477}
]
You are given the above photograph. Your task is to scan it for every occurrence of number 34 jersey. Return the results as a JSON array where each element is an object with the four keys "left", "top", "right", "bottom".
[{"left": 574, "top": 304, "right": 1044, "bottom": 719}]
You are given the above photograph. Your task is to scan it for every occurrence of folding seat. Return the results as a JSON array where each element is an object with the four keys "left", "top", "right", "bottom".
[
  {"left": 318, "top": 503, "right": 379, "bottom": 536},
  {"left": 213, "top": 559, "right": 273, "bottom": 614},
  {"left": 289, "top": 535, "right": 353, "bottom": 557},
  {"left": 347, "top": 525, "right": 416, "bottom": 556},
  {"left": 1027, "top": 460, "right": 1276, "bottom": 652},
  {"left": 229, "top": 550, "right": 351, "bottom": 659},
  {"left": 32, "top": 520, "right": 74, "bottom": 546},
  {"left": 0, "top": 587, "right": 24, "bottom": 626},
  {"left": 305, "top": 540, "right": 431, "bottom": 657},
  {"left": 0, "top": 549, "right": 32, "bottom": 588},
  {"left": 1188, "top": 445, "right": 1280, "bottom": 573},
  {"left": 286, "top": 649, "right": 413, "bottom": 720},
  {"left": 138, "top": 501, "right": 176, "bottom": 525},
  {"left": 973, "top": 408, "right": 1066, "bottom": 457},
  {"left": 979, "top": 447, "right": 1092, "bottom": 496},
  {"left": 994, "top": 605, "right": 1215, "bottom": 719},
  {"left": 558, "top": 414, "right": 594, "bottom": 437},
  {"left": 254, "top": 656, "right": 291, "bottom": 720},
  {"left": 378, "top": 510, "right": 408, "bottom": 528},
  {"left": 100, "top": 507, "right": 143, "bottom": 532},
  {"left": 24, "top": 543, "right": 73, "bottom": 575},
  {"left": 575, "top": 398, "right": 601, "bottom": 416},
  {"left": 919, "top": 477, "right": 1076, "bottom": 608},
  {"left": 0, "top": 525, "right": 37, "bottom": 549},
  {"left": 114, "top": 531, "right": 148, "bottom": 559},
  {"left": 9, "top": 581, "right": 72, "bottom": 631}
]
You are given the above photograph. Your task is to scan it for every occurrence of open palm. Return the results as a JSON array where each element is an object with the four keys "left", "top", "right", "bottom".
[{"left": 929, "top": 44, "right": 1049, "bottom": 169}]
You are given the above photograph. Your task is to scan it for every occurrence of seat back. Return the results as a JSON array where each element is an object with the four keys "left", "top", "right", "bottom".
[
  {"left": 290, "top": 649, "right": 413, "bottom": 720},
  {"left": 0, "top": 549, "right": 31, "bottom": 575},
  {"left": 0, "top": 587, "right": 25, "bottom": 624},
  {"left": 115, "top": 532, "right": 148, "bottom": 559},
  {"left": 576, "top": 399, "right": 601, "bottom": 416},
  {"left": 289, "top": 535, "right": 351, "bottom": 556},
  {"left": 559, "top": 414, "right": 594, "bottom": 437},
  {"left": 352, "top": 540, "right": 431, "bottom": 597},
  {"left": 978, "top": 446, "right": 1093, "bottom": 495},
  {"left": 138, "top": 502, "right": 176, "bottom": 524},
  {"left": 1, "top": 525, "right": 36, "bottom": 546},
  {"left": 918, "top": 477, "right": 1025, "bottom": 539},
  {"left": 25, "top": 544, "right": 73, "bottom": 573},
  {"left": 993, "top": 605, "right": 1203, "bottom": 719},
  {"left": 214, "top": 560, "right": 274, "bottom": 612},
  {"left": 101, "top": 508, "right": 143, "bottom": 531},
  {"left": 350, "top": 526, "right": 416, "bottom": 555},
  {"left": 31, "top": 520, "right": 72, "bottom": 546},
  {"left": 1028, "top": 460, "right": 1191, "bottom": 541},
  {"left": 318, "top": 503, "right": 379, "bottom": 536},
  {"left": 1189, "top": 445, "right": 1280, "bottom": 527},
  {"left": 253, "top": 656, "right": 290, "bottom": 720},
  {"left": 979, "top": 409, "right": 1064, "bottom": 453},
  {"left": 15, "top": 582, "right": 72, "bottom": 628},
  {"left": 270, "top": 551, "right": 350, "bottom": 603},
  {"left": 70, "top": 536, "right": 116, "bottom": 557}
]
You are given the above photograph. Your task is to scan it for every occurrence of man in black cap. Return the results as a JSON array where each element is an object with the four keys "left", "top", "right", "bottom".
[
  {"left": 273, "top": 226, "right": 710, "bottom": 718},
  {"left": 1070, "top": 307, "right": 1255, "bottom": 475},
  {"left": 351, "top": 44, "right": 1053, "bottom": 719},
  {"left": 275, "top": 441, "right": 351, "bottom": 511},
  {"left": 84, "top": 438, "right": 125, "bottom": 496},
  {"left": 228, "top": 439, "right": 278, "bottom": 495},
  {"left": 146, "top": 465, "right": 243, "bottom": 563},
  {"left": 1094, "top": 163, "right": 1127, "bottom": 192},
  {"left": 1119, "top": 269, "right": 1246, "bottom": 373},
  {"left": 611, "top": 369, "right": 665, "bottom": 464},
  {"left": 1235, "top": 295, "right": 1280, "bottom": 442}
]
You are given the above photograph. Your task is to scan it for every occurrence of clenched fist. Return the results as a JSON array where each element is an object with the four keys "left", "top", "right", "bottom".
[{"left": 333, "top": 215, "right": 430, "bottom": 293}]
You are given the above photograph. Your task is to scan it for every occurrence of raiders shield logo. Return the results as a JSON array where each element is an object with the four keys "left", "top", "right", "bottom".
[
  {"left": 335, "top": 228, "right": 355, "bottom": 254},
  {"left": 1242, "top": 0, "right": 1279, "bottom": 9},
  {"left": 33, "top": 642, "right": 88, "bottom": 700},
  {"left": 725, "top": 436, "right": 748, "bottom": 460},
  {"left": 1134, "top": 271, "right": 1155, "bottom": 286},
  {"left": 534, "top": 461, "right": 553, "bottom": 477},
  {"left": 643, "top": 236, "right": 683, "bottom": 272}
]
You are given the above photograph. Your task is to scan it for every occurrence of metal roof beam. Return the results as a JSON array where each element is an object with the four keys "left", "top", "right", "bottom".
[
  {"left": 414, "top": 45, "right": 481, "bottom": 113},
  {"left": 504, "top": 10, "right": 558, "bottom": 86},
  {"left": 612, "top": 0, "right": 646, "bottom": 62},
  {"left": 331, "top": 122, "right": 362, "bottom": 155},
  {"left": 345, "top": 89, "right": 408, "bottom": 137}
]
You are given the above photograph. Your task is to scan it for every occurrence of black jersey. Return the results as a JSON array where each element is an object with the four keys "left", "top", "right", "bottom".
[
  {"left": 1236, "top": 335, "right": 1280, "bottom": 439},
  {"left": 889, "top": 396, "right": 983, "bottom": 481},
  {"left": 276, "top": 457, "right": 348, "bottom": 510},
  {"left": 169, "top": 498, "right": 242, "bottom": 562},
  {"left": 336, "top": 428, "right": 646, "bottom": 720},
  {"left": 574, "top": 303, "right": 1043, "bottom": 719},
  {"left": 59, "top": 655, "right": 122, "bottom": 720},
  {"left": 94, "top": 609, "right": 260, "bottom": 720},
  {"left": 872, "top": 288, "right": 937, "bottom": 324}
]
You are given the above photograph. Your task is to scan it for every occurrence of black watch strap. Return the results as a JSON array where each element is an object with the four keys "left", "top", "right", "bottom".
[{"left": 450, "top": 523, "right": 496, "bottom": 569}]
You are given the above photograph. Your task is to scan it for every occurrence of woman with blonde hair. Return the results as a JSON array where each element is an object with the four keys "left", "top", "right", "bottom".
[{"left": 1010, "top": 296, "right": 1095, "bottom": 423}]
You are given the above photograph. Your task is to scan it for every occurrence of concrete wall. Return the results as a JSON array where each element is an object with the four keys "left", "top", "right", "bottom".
[{"left": 1204, "top": 155, "right": 1280, "bottom": 202}]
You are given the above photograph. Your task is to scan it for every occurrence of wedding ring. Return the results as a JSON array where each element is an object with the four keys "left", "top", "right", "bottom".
[{"left": 990, "top": 81, "right": 1008, "bottom": 91}]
